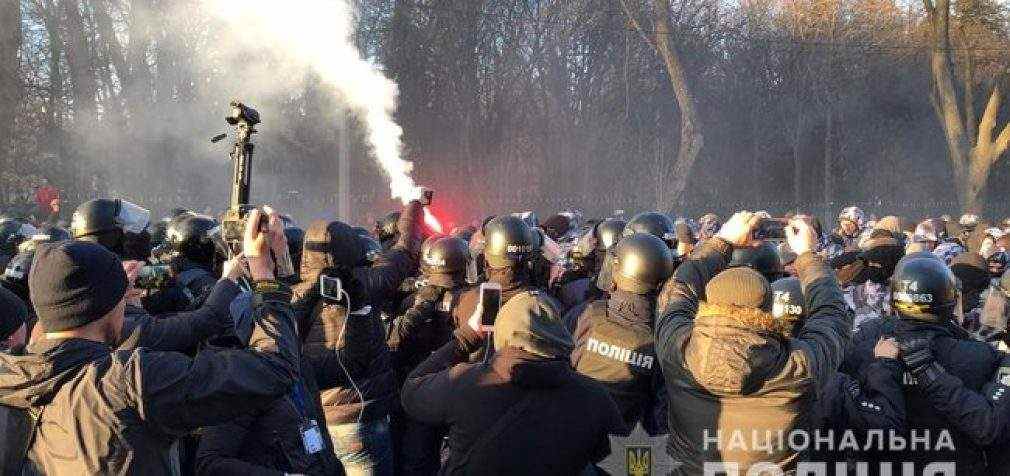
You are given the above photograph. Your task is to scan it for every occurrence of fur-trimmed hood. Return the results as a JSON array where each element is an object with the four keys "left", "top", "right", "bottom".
[{"left": 684, "top": 302, "right": 795, "bottom": 395}]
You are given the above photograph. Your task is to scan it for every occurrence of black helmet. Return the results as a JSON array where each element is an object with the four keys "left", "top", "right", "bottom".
[
  {"left": 890, "top": 255, "right": 959, "bottom": 323},
  {"left": 0, "top": 219, "right": 35, "bottom": 254},
  {"left": 376, "top": 211, "right": 401, "bottom": 242},
  {"left": 771, "top": 277, "right": 806, "bottom": 320},
  {"left": 623, "top": 212, "right": 675, "bottom": 247},
  {"left": 542, "top": 214, "right": 573, "bottom": 241},
  {"left": 166, "top": 214, "right": 219, "bottom": 265},
  {"left": 729, "top": 242, "right": 785, "bottom": 282},
  {"left": 423, "top": 237, "right": 471, "bottom": 275},
  {"left": 71, "top": 198, "right": 151, "bottom": 260},
  {"left": 610, "top": 233, "right": 675, "bottom": 294},
  {"left": 2, "top": 249, "right": 33, "bottom": 302},
  {"left": 595, "top": 219, "right": 627, "bottom": 252},
  {"left": 483, "top": 216, "right": 537, "bottom": 268}
]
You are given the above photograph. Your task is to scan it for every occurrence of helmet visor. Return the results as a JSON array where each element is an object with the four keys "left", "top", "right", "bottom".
[{"left": 116, "top": 200, "right": 151, "bottom": 235}]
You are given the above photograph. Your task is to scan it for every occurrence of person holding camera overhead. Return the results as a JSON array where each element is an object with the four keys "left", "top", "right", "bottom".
[{"left": 0, "top": 207, "right": 302, "bottom": 475}]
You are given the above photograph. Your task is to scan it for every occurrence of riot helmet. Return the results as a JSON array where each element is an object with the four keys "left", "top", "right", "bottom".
[
  {"left": 71, "top": 198, "right": 152, "bottom": 260},
  {"left": 610, "top": 233, "right": 675, "bottom": 294},
  {"left": 890, "top": 255, "right": 960, "bottom": 323},
  {"left": 729, "top": 241, "right": 785, "bottom": 283},
  {"left": 166, "top": 214, "right": 219, "bottom": 265},
  {"left": 595, "top": 218, "right": 627, "bottom": 252},
  {"left": 483, "top": 216, "right": 537, "bottom": 269},
  {"left": 422, "top": 236, "right": 471, "bottom": 277},
  {"left": 623, "top": 212, "right": 675, "bottom": 248}
]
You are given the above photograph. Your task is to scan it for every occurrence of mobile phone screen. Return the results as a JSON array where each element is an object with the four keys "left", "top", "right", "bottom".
[
  {"left": 320, "top": 275, "right": 343, "bottom": 300},
  {"left": 480, "top": 288, "right": 502, "bottom": 327}
]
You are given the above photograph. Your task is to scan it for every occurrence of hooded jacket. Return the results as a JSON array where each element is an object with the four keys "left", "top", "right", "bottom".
[
  {"left": 654, "top": 238, "right": 851, "bottom": 474},
  {"left": 293, "top": 220, "right": 416, "bottom": 426},
  {"left": 0, "top": 285, "right": 299, "bottom": 475},
  {"left": 400, "top": 329, "right": 625, "bottom": 475}
]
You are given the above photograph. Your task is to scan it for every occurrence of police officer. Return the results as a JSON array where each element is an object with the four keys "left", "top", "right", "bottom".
[
  {"left": 570, "top": 233, "right": 674, "bottom": 434},
  {"left": 450, "top": 216, "right": 546, "bottom": 338},
  {"left": 143, "top": 214, "right": 220, "bottom": 314},
  {"left": 387, "top": 236, "right": 471, "bottom": 476},
  {"left": 844, "top": 254, "right": 1004, "bottom": 474},
  {"left": 553, "top": 218, "right": 627, "bottom": 313},
  {"left": 71, "top": 198, "right": 153, "bottom": 261}
]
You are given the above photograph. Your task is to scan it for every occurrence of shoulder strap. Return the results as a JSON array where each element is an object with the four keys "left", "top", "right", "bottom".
[{"left": 445, "top": 392, "right": 537, "bottom": 474}]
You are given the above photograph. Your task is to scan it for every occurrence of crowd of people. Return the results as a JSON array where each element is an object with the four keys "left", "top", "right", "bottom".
[{"left": 0, "top": 194, "right": 1007, "bottom": 476}]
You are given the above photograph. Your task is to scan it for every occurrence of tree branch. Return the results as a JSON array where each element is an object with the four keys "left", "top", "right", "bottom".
[
  {"left": 617, "top": 0, "right": 657, "bottom": 51},
  {"left": 978, "top": 86, "right": 1001, "bottom": 146}
]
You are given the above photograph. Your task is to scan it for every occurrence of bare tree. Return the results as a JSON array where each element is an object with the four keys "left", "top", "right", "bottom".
[
  {"left": 924, "top": 0, "right": 1010, "bottom": 213},
  {"left": 619, "top": 0, "right": 704, "bottom": 212},
  {"left": 0, "top": 0, "right": 21, "bottom": 167}
]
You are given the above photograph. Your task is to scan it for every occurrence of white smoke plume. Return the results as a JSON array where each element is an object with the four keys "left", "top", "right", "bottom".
[{"left": 208, "top": 0, "right": 424, "bottom": 204}]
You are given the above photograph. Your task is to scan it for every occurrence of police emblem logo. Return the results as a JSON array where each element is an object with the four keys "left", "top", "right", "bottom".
[{"left": 626, "top": 446, "right": 652, "bottom": 476}]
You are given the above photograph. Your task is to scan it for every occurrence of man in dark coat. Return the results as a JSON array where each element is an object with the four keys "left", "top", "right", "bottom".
[
  {"left": 0, "top": 208, "right": 301, "bottom": 475},
  {"left": 401, "top": 290, "right": 625, "bottom": 475}
]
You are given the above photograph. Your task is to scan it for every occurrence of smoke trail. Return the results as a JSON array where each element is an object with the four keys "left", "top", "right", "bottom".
[{"left": 208, "top": 0, "right": 424, "bottom": 204}]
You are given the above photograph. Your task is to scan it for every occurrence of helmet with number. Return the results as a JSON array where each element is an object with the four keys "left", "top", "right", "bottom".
[
  {"left": 610, "top": 233, "right": 675, "bottom": 294},
  {"left": 483, "top": 216, "right": 537, "bottom": 269},
  {"left": 376, "top": 211, "right": 401, "bottom": 243},
  {"left": 71, "top": 198, "right": 152, "bottom": 260},
  {"left": 771, "top": 277, "right": 806, "bottom": 320},
  {"left": 623, "top": 212, "right": 675, "bottom": 248},
  {"left": 729, "top": 242, "right": 785, "bottom": 282},
  {"left": 595, "top": 219, "right": 627, "bottom": 252},
  {"left": 422, "top": 236, "right": 471, "bottom": 276},
  {"left": 166, "top": 214, "right": 219, "bottom": 265},
  {"left": 890, "top": 255, "right": 960, "bottom": 323}
]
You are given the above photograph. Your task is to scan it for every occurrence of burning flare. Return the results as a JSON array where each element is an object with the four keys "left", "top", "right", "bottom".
[{"left": 423, "top": 207, "right": 443, "bottom": 234}]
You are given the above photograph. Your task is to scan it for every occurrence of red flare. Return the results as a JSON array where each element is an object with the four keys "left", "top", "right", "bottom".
[{"left": 423, "top": 207, "right": 443, "bottom": 234}]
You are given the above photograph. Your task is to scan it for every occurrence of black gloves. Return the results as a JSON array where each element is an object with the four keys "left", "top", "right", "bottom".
[{"left": 898, "top": 335, "right": 944, "bottom": 387}]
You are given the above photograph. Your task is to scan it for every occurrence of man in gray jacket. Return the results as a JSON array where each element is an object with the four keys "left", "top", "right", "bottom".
[
  {"left": 655, "top": 211, "right": 851, "bottom": 474},
  {"left": 0, "top": 208, "right": 301, "bottom": 475}
]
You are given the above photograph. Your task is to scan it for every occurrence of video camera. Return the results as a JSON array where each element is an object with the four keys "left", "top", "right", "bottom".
[{"left": 216, "top": 100, "right": 264, "bottom": 253}]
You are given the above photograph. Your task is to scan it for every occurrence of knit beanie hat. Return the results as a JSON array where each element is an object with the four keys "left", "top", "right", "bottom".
[
  {"left": 705, "top": 267, "right": 772, "bottom": 311},
  {"left": 29, "top": 241, "right": 127, "bottom": 332}
]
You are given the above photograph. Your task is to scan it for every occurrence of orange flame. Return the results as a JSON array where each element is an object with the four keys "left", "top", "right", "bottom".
[{"left": 423, "top": 207, "right": 443, "bottom": 234}]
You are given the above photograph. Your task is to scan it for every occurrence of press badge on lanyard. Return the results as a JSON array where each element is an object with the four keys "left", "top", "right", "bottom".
[{"left": 292, "top": 382, "right": 324, "bottom": 455}]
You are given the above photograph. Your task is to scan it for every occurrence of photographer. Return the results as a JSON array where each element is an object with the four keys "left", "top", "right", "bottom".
[
  {"left": 0, "top": 208, "right": 301, "bottom": 474},
  {"left": 291, "top": 201, "right": 424, "bottom": 476},
  {"left": 654, "top": 211, "right": 851, "bottom": 473}
]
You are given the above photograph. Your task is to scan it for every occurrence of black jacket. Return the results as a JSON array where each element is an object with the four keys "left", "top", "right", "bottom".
[
  {"left": 654, "top": 238, "right": 851, "bottom": 473},
  {"left": 571, "top": 290, "right": 665, "bottom": 434},
  {"left": 195, "top": 357, "right": 345, "bottom": 476},
  {"left": 401, "top": 330, "right": 625, "bottom": 475},
  {"left": 843, "top": 318, "right": 1004, "bottom": 474},
  {"left": 0, "top": 283, "right": 299, "bottom": 475}
]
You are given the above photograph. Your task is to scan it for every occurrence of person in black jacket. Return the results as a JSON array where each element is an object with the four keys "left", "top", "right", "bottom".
[
  {"left": 571, "top": 233, "right": 673, "bottom": 434},
  {"left": 291, "top": 201, "right": 423, "bottom": 476},
  {"left": 842, "top": 253, "right": 1005, "bottom": 475},
  {"left": 387, "top": 236, "right": 471, "bottom": 476},
  {"left": 0, "top": 208, "right": 301, "bottom": 475}
]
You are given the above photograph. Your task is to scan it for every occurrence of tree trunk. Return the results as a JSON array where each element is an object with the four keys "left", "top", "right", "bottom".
[
  {"left": 0, "top": 0, "right": 21, "bottom": 168},
  {"left": 62, "top": 0, "right": 98, "bottom": 119},
  {"left": 923, "top": 0, "right": 1010, "bottom": 214},
  {"left": 652, "top": 0, "right": 704, "bottom": 212}
]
